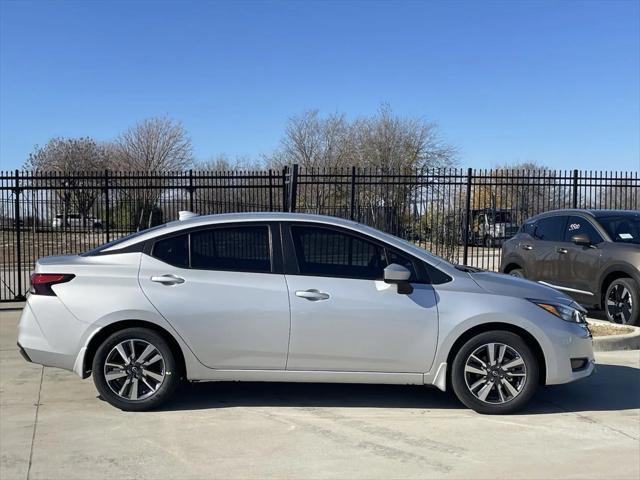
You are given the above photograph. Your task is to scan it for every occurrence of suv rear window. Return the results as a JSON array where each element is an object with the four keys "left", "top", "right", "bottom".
[{"left": 533, "top": 216, "right": 567, "bottom": 241}]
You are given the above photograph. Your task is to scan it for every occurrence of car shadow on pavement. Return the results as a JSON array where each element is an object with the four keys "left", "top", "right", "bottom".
[{"left": 155, "top": 363, "right": 639, "bottom": 414}]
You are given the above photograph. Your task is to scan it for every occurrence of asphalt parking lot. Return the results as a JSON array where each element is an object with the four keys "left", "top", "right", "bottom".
[{"left": 1, "top": 305, "right": 639, "bottom": 480}]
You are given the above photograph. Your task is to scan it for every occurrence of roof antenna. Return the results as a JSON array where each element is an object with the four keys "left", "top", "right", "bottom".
[{"left": 178, "top": 211, "right": 199, "bottom": 221}]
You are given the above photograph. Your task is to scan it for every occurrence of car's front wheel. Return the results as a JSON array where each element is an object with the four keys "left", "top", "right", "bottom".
[
  {"left": 92, "top": 327, "right": 179, "bottom": 411},
  {"left": 605, "top": 278, "right": 639, "bottom": 326},
  {"left": 451, "top": 331, "right": 539, "bottom": 414}
]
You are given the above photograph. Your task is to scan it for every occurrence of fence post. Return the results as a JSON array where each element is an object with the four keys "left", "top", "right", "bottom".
[
  {"left": 572, "top": 169, "right": 579, "bottom": 209},
  {"left": 282, "top": 166, "right": 289, "bottom": 212},
  {"left": 13, "top": 169, "right": 24, "bottom": 300},
  {"left": 104, "top": 169, "right": 110, "bottom": 242},
  {"left": 288, "top": 164, "right": 299, "bottom": 213},
  {"left": 462, "top": 168, "right": 473, "bottom": 266},
  {"left": 350, "top": 166, "right": 356, "bottom": 220},
  {"left": 268, "top": 169, "right": 274, "bottom": 211},
  {"left": 189, "top": 169, "right": 194, "bottom": 212}
]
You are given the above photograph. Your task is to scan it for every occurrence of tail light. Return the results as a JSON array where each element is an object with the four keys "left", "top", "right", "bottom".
[{"left": 30, "top": 273, "right": 75, "bottom": 296}]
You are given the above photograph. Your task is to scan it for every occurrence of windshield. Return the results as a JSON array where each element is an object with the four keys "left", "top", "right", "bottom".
[
  {"left": 597, "top": 214, "right": 640, "bottom": 245},
  {"left": 491, "top": 212, "right": 513, "bottom": 223},
  {"left": 82, "top": 224, "right": 167, "bottom": 255}
]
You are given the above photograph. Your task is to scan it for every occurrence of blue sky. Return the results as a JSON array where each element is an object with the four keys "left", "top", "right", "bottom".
[{"left": 1, "top": 0, "right": 639, "bottom": 171}]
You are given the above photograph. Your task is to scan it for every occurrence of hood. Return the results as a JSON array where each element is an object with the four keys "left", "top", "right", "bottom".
[{"left": 468, "top": 271, "right": 575, "bottom": 306}]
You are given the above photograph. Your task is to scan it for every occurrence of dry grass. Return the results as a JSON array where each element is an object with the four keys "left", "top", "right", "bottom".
[{"left": 588, "top": 323, "right": 634, "bottom": 337}]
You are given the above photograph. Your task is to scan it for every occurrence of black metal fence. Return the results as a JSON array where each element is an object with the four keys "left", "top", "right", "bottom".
[{"left": 1, "top": 167, "right": 638, "bottom": 301}]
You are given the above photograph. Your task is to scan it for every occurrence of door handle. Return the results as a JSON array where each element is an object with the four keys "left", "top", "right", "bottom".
[
  {"left": 295, "top": 289, "right": 330, "bottom": 301},
  {"left": 521, "top": 244, "right": 533, "bottom": 251},
  {"left": 557, "top": 248, "right": 568, "bottom": 254},
  {"left": 150, "top": 274, "right": 185, "bottom": 285}
]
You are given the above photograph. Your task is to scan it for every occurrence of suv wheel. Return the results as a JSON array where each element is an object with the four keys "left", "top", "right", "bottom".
[
  {"left": 451, "top": 331, "right": 539, "bottom": 414},
  {"left": 605, "top": 278, "right": 639, "bottom": 326},
  {"left": 92, "top": 327, "right": 179, "bottom": 411},
  {"left": 508, "top": 268, "right": 525, "bottom": 279}
]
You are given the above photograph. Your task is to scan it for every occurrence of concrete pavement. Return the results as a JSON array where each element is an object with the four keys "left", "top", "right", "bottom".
[{"left": 1, "top": 305, "right": 639, "bottom": 479}]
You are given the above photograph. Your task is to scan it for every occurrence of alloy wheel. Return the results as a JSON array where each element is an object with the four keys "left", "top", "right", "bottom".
[
  {"left": 463, "top": 342, "right": 527, "bottom": 404},
  {"left": 103, "top": 339, "right": 166, "bottom": 401},
  {"left": 607, "top": 283, "right": 634, "bottom": 324}
]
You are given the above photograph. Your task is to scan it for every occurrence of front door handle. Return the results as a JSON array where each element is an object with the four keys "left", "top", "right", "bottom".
[
  {"left": 557, "top": 248, "right": 568, "bottom": 254},
  {"left": 150, "top": 274, "right": 185, "bottom": 285},
  {"left": 521, "top": 244, "right": 533, "bottom": 251},
  {"left": 295, "top": 289, "right": 330, "bottom": 301}
]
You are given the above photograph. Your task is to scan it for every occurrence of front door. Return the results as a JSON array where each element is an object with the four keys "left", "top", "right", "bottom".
[
  {"left": 556, "top": 215, "right": 604, "bottom": 299},
  {"left": 528, "top": 215, "right": 568, "bottom": 283},
  {"left": 139, "top": 223, "right": 291, "bottom": 370},
  {"left": 283, "top": 224, "right": 439, "bottom": 373}
]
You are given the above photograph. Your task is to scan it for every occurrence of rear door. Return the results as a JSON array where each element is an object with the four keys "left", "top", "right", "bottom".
[
  {"left": 282, "top": 223, "right": 439, "bottom": 374},
  {"left": 138, "top": 222, "right": 291, "bottom": 370}
]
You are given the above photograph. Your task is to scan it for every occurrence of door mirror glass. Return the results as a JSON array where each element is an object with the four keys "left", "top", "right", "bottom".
[
  {"left": 571, "top": 233, "right": 592, "bottom": 246},
  {"left": 383, "top": 263, "right": 413, "bottom": 294}
]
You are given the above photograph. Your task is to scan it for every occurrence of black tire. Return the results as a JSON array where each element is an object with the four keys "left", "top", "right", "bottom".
[
  {"left": 450, "top": 330, "right": 539, "bottom": 414},
  {"left": 508, "top": 268, "right": 525, "bottom": 279},
  {"left": 604, "top": 277, "right": 639, "bottom": 326},
  {"left": 92, "top": 327, "right": 180, "bottom": 411}
]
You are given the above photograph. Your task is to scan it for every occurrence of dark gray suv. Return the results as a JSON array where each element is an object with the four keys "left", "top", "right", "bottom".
[{"left": 501, "top": 209, "right": 640, "bottom": 325}]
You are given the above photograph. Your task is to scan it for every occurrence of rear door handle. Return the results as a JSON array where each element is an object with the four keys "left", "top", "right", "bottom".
[
  {"left": 557, "top": 248, "right": 568, "bottom": 254},
  {"left": 295, "top": 289, "right": 330, "bottom": 301},
  {"left": 521, "top": 244, "right": 533, "bottom": 251},
  {"left": 150, "top": 274, "right": 185, "bottom": 285}
]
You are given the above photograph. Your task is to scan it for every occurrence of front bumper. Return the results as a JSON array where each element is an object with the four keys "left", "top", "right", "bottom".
[{"left": 544, "top": 321, "right": 595, "bottom": 385}]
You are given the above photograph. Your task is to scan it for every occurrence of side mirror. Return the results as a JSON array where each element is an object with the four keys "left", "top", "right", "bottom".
[
  {"left": 383, "top": 263, "right": 413, "bottom": 294},
  {"left": 571, "top": 233, "right": 592, "bottom": 246}
]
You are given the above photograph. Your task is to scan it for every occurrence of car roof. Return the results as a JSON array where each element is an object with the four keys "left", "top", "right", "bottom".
[
  {"left": 101, "top": 212, "right": 449, "bottom": 266},
  {"left": 530, "top": 209, "right": 639, "bottom": 220}
]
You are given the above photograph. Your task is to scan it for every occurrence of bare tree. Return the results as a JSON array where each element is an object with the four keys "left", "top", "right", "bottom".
[
  {"left": 24, "top": 137, "right": 115, "bottom": 226},
  {"left": 267, "top": 110, "right": 354, "bottom": 170},
  {"left": 351, "top": 104, "right": 455, "bottom": 171},
  {"left": 113, "top": 117, "right": 193, "bottom": 229},
  {"left": 115, "top": 117, "right": 192, "bottom": 171}
]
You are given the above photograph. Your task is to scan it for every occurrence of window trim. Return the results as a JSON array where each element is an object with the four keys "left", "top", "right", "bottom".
[
  {"left": 281, "top": 222, "right": 437, "bottom": 284},
  {"left": 145, "top": 221, "right": 283, "bottom": 274}
]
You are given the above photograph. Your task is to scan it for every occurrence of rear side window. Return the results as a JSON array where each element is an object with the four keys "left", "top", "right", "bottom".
[
  {"left": 191, "top": 226, "right": 271, "bottom": 272},
  {"left": 291, "top": 226, "right": 387, "bottom": 279},
  {"left": 153, "top": 234, "right": 189, "bottom": 268},
  {"left": 533, "top": 216, "right": 567, "bottom": 241},
  {"left": 564, "top": 216, "right": 603, "bottom": 244}
]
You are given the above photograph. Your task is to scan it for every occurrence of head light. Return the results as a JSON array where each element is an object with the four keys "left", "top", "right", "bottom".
[{"left": 528, "top": 299, "right": 586, "bottom": 324}]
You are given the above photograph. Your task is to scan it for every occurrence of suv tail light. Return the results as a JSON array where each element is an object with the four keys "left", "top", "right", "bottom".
[{"left": 30, "top": 273, "right": 75, "bottom": 296}]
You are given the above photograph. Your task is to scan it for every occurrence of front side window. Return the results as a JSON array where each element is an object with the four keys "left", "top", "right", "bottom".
[
  {"left": 533, "top": 216, "right": 567, "bottom": 241},
  {"left": 290, "top": 225, "right": 419, "bottom": 281},
  {"left": 191, "top": 225, "right": 271, "bottom": 272},
  {"left": 564, "top": 216, "right": 603, "bottom": 244}
]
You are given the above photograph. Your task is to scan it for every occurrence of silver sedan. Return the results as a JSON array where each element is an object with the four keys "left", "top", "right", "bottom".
[{"left": 17, "top": 212, "right": 594, "bottom": 414}]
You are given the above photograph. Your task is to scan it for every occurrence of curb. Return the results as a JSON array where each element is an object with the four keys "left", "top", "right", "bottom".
[{"left": 588, "top": 320, "right": 640, "bottom": 351}]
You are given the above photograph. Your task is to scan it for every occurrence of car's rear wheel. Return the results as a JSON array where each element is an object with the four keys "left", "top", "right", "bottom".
[
  {"left": 451, "top": 331, "right": 539, "bottom": 414},
  {"left": 92, "top": 328, "right": 179, "bottom": 411},
  {"left": 605, "top": 278, "right": 639, "bottom": 326}
]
